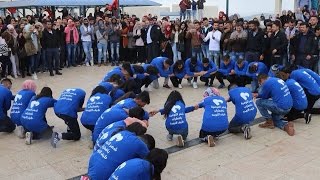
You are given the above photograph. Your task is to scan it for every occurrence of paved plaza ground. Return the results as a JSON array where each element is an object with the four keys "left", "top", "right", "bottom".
[{"left": 1, "top": 65, "right": 320, "bottom": 180}]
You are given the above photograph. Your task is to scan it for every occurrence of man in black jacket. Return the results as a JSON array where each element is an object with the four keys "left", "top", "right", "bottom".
[
  {"left": 291, "top": 22, "right": 318, "bottom": 69},
  {"left": 270, "top": 21, "right": 288, "bottom": 66},
  {"left": 42, "top": 20, "right": 62, "bottom": 76},
  {"left": 246, "top": 20, "right": 265, "bottom": 62},
  {"left": 146, "top": 17, "right": 161, "bottom": 63}
]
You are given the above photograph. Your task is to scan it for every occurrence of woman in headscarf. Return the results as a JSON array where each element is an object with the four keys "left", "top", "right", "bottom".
[
  {"left": 120, "top": 21, "right": 129, "bottom": 62},
  {"left": 127, "top": 21, "right": 136, "bottom": 64},
  {"left": 6, "top": 24, "right": 19, "bottom": 78}
]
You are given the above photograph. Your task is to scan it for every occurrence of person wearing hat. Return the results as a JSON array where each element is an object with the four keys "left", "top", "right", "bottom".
[
  {"left": 246, "top": 61, "right": 268, "bottom": 93},
  {"left": 254, "top": 74, "right": 294, "bottom": 136},
  {"left": 227, "top": 84, "right": 257, "bottom": 139},
  {"left": 193, "top": 87, "right": 228, "bottom": 147}
]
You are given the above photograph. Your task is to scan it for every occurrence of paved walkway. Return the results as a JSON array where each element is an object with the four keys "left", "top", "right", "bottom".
[{"left": 1, "top": 66, "right": 319, "bottom": 180}]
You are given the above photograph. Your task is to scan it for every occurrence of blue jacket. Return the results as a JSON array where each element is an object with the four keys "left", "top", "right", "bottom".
[
  {"left": 143, "top": 64, "right": 159, "bottom": 81},
  {"left": 290, "top": 69, "right": 320, "bottom": 96},
  {"left": 218, "top": 60, "right": 235, "bottom": 76},
  {"left": 102, "top": 67, "right": 125, "bottom": 82},
  {"left": 246, "top": 62, "right": 268, "bottom": 79},
  {"left": 0, "top": 85, "right": 12, "bottom": 120},
  {"left": 286, "top": 79, "right": 308, "bottom": 111},
  {"left": 185, "top": 58, "right": 202, "bottom": 76},
  {"left": 201, "top": 60, "right": 218, "bottom": 77},
  {"left": 150, "top": 57, "right": 172, "bottom": 78},
  {"left": 234, "top": 61, "right": 249, "bottom": 76}
]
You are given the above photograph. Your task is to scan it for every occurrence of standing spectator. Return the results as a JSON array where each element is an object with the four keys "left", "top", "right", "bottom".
[
  {"left": 203, "top": 21, "right": 221, "bottom": 67},
  {"left": 186, "top": 21, "right": 203, "bottom": 62},
  {"left": 270, "top": 21, "right": 287, "bottom": 66},
  {"left": 96, "top": 19, "right": 109, "bottom": 66},
  {"left": 179, "top": 0, "right": 188, "bottom": 21},
  {"left": 246, "top": 20, "right": 265, "bottom": 63},
  {"left": 94, "top": 6, "right": 104, "bottom": 19},
  {"left": 191, "top": 0, "right": 197, "bottom": 21},
  {"left": 80, "top": 18, "right": 93, "bottom": 67},
  {"left": 42, "top": 20, "right": 62, "bottom": 76},
  {"left": 58, "top": 7, "right": 69, "bottom": 19},
  {"left": 17, "top": 23, "right": 27, "bottom": 78},
  {"left": 186, "top": 0, "right": 192, "bottom": 20},
  {"left": 285, "top": 19, "right": 298, "bottom": 66},
  {"left": 171, "top": 24, "right": 182, "bottom": 62},
  {"left": 133, "top": 22, "right": 146, "bottom": 64},
  {"left": 6, "top": 25, "right": 18, "bottom": 78},
  {"left": 229, "top": 23, "right": 247, "bottom": 61},
  {"left": 64, "top": 19, "right": 79, "bottom": 67},
  {"left": 220, "top": 21, "right": 233, "bottom": 59},
  {"left": 291, "top": 22, "right": 317, "bottom": 69},
  {"left": 309, "top": 16, "right": 318, "bottom": 32},
  {"left": 127, "top": 21, "right": 136, "bottom": 64},
  {"left": 146, "top": 17, "right": 161, "bottom": 63},
  {"left": 120, "top": 21, "right": 129, "bottom": 62},
  {"left": 200, "top": 18, "right": 213, "bottom": 59},
  {"left": 108, "top": 17, "right": 121, "bottom": 66},
  {"left": 0, "top": 32, "right": 12, "bottom": 78},
  {"left": 55, "top": 19, "right": 66, "bottom": 69},
  {"left": 197, "top": 0, "right": 206, "bottom": 20},
  {"left": 89, "top": 17, "right": 98, "bottom": 65}
]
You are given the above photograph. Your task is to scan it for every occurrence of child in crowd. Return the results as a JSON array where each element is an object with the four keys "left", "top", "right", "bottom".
[
  {"left": 11, "top": 80, "right": 37, "bottom": 138},
  {"left": 194, "top": 87, "right": 229, "bottom": 147},
  {"left": 20, "top": 87, "right": 56, "bottom": 145},
  {"left": 51, "top": 88, "right": 86, "bottom": 148},
  {"left": 150, "top": 90, "right": 196, "bottom": 147}
]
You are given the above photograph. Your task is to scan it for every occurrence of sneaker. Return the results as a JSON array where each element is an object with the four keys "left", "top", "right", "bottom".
[
  {"left": 163, "top": 84, "right": 171, "bottom": 89},
  {"left": 284, "top": 122, "right": 295, "bottom": 136},
  {"left": 32, "top": 73, "right": 38, "bottom": 80},
  {"left": 243, "top": 124, "right": 252, "bottom": 140},
  {"left": 218, "top": 83, "right": 225, "bottom": 89},
  {"left": 187, "top": 79, "right": 192, "bottom": 86},
  {"left": 192, "top": 82, "right": 198, "bottom": 89},
  {"left": 304, "top": 113, "right": 312, "bottom": 124},
  {"left": 51, "top": 132, "right": 60, "bottom": 148},
  {"left": 25, "top": 132, "right": 32, "bottom": 145},
  {"left": 166, "top": 134, "right": 173, "bottom": 141},
  {"left": 258, "top": 119, "right": 275, "bottom": 129},
  {"left": 178, "top": 84, "right": 183, "bottom": 89},
  {"left": 85, "top": 62, "right": 90, "bottom": 67},
  {"left": 177, "top": 135, "right": 185, "bottom": 147},
  {"left": 207, "top": 135, "right": 215, "bottom": 147},
  {"left": 17, "top": 126, "right": 25, "bottom": 139}
]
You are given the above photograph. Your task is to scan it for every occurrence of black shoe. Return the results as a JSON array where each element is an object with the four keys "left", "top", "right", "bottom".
[
  {"left": 27, "top": 73, "right": 31, "bottom": 76},
  {"left": 21, "top": 74, "right": 25, "bottom": 78},
  {"left": 163, "top": 84, "right": 171, "bottom": 89},
  {"left": 72, "top": 64, "right": 77, "bottom": 67},
  {"left": 58, "top": 68, "right": 62, "bottom": 70},
  {"left": 304, "top": 113, "right": 312, "bottom": 124},
  {"left": 50, "top": 72, "right": 54, "bottom": 76},
  {"left": 205, "top": 82, "right": 209, "bottom": 87},
  {"left": 56, "top": 71, "right": 62, "bottom": 75}
]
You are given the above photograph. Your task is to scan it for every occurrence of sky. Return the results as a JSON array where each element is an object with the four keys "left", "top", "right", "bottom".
[{"left": 152, "top": 0, "right": 295, "bottom": 16}]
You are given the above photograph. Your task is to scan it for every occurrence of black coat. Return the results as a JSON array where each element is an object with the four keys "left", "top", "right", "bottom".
[
  {"left": 148, "top": 25, "right": 161, "bottom": 44},
  {"left": 246, "top": 29, "right": 265, "bottom": 54},
  {"left": 270, "top": 30, "right": 288, "bottom": 55},
  {"left": 291, "top": 30, "right": 318, "bottom": 55},
  {"left": 42, "top": 29, "right": 60, "bottom": 49}
]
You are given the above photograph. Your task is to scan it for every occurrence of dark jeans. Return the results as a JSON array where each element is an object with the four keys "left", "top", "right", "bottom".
[
  {"left": 136, "top": 46, "right": 146, "bottom": 63},
  {"left": 296, "top": 54, "right": 317, "bottom": 70},
  {"left": 141, "top": 76, "right": 154, "bottom": 88},
  {"left": 167, "top": 128, "right": 188, "bottom": 140},
  {"left": 19, "top": 56, "right": 29, "bottom": 76},
  {"left": 228, "top": 118, "right": 246, "bottom": 133},
  {"left": 305, "top": 90, "right": 320, "bottom": 114},
  {"left": 83, "top": 124, "right": 95, "bottom": 133},
  {"left": 26, "top": 126, "right": 53, "bottom": 140},
  {"left": 147, "top": 42, "right": 160, "bottom": 63},
  {"left": 285, "top": 108, "right": 304, "bottom": 121},
  {"left": 0, "top": 116, "right": 16, "bottom": 133},
  {"left": 57, "top": 114, "right": 81, "bottom": 141},
  {"left": 245, "top": 51, "right": 260, "bottom": 62},
  {"left": 199, "top": 129, "right": 226, "bottom": 139},
  {"left": 227, "top": 75, "right": 251, "bottom": 87},
  {"left": 215, "top": 71, "right": 226, "bottom": 85},
  {"left": 0, "top": 56, "right": 11, "bottom": 78},
  {"left": 46, "top": 48, "right": 60, "bottom": 73},
  {"left": 60, "top": 44, "right": 66, "bottom": 67},
  {"left": 170, "top": 76, "right": 183, "bottom": 87},
  {"left": 200, "top": 74, "right": 215, "bottom": 85}
]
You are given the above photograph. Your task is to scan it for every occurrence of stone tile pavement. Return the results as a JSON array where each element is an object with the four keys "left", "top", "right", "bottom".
[{"left": 1, "top": 65, "right": 319, "bottom": 180}]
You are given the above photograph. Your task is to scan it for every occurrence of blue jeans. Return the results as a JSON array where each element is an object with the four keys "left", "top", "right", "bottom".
[
  {"left": 192, "top": 10, "right": 197, "bottom": 20},
  {"left": 251, "top": 78, "right": 259, "bottom": 93},
  {"left": 67, "top": 43, "right": 77, "bottom": 66},
  {"left": 97, "top": 42, "right": 108, "bottom": 63},
  {"left": 209, "top": 50, "right": 220, "bottom": 68},
  {"left": 40, "top": 49, "right": 47, "bottom": 71},
  {"left": 201, "top": 44, "right": 210, "bottom": 58},
  {"left": 82, "top": 41, "right": 92, "bottom": 63},
  {"left": 186, "top": 9, "right": 191, "bottom": 19},
  {"left": 110, "top": 42, "right": 120, "bottom": 63},
  {"left": 256, "top": 99, "right": 290, "bottom": 129},
  {"left": 180, "top": 10, "right": 186, "bottom": 20},
  {"left": 192, "top": 47, "right": 202, "bottom": 62},
  {"left": 171, "top": 43, "right": 181, "bottom": 62},
  {"left": 167, "top": 128, "right": 188, "bottom": 140},
  {"left": 29, "top": 53, "right": 40, "bottom": 73},
  {"left": 230, "top": 52, "right": 244, "bottom": 61}
]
